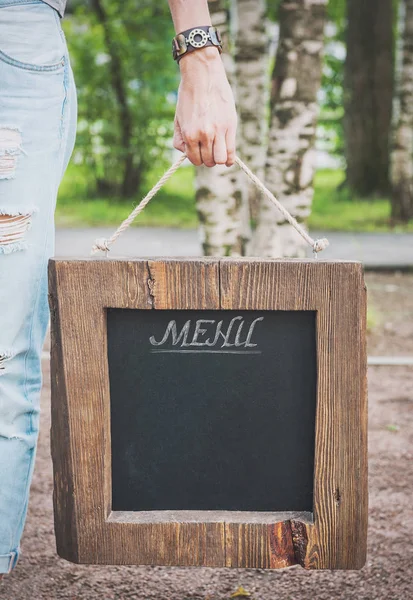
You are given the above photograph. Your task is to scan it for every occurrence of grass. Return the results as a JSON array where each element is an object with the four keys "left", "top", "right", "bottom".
[
  {"left": 309, "top": 170, "right": 413, "bottom": 232},
  {"left": 56, "top": 163, "right": 413, "bottom": 232},
  {"left": 56, "top": 163, "right": 197, "bottom": 228}
]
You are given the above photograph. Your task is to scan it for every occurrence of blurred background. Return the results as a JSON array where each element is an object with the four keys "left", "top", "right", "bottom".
[{"left": 58, "top": 0, "right": 413, "bottom": 258}]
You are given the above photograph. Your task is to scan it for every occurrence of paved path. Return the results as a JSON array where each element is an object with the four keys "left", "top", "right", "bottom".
[{"left": 55, "top": 228, "right": 413, "bottom": 268}]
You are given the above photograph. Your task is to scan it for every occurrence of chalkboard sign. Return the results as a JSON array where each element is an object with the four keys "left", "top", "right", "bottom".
[
  {"left": 107, "top": 309, "right": 317, "bottom": 513},
  {"left": 49, "top": 258, "right": 368, "bottom": 571}
]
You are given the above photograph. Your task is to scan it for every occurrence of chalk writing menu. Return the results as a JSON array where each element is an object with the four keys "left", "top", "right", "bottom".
[{"left": 107, "top": 309, "right": 317, "bottom": 513}]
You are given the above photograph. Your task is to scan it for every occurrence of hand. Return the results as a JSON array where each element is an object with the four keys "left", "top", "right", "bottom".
[{"left": 173, "top": 47, "right": 237, "bottom": 168}]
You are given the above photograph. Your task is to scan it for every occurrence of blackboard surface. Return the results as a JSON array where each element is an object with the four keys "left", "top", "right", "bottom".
[{"left": 107, "top": 308, "right": 317, "bottom": 513}]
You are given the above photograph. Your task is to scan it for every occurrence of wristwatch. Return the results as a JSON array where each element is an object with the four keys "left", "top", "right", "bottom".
[{"left": 172, "top": 26, "right": 223, "bottom": 63}]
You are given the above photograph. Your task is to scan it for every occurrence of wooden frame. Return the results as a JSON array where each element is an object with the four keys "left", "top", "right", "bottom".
[{"left": 48, "top": 258, "right": 367, "bottom": 570}]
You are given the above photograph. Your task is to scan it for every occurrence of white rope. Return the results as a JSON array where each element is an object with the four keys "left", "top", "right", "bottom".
[
  {"left": 92, "top": 153, "right": 329, "bottom": 256},
  {"left": 91, "top": 153, "right": 187, "bottom": 254},
  {"left": 234, "top": 156, "right": 329, "bottom": 256}
]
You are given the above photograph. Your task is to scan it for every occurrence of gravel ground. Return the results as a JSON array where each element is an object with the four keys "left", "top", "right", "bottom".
[{"left": 1, "top": 272, "right": 412, "bottom": 600}]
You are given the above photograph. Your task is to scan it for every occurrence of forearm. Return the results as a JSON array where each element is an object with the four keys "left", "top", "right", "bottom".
[
  {"left": 168, "top": 0, "right": 212, "bottom": 32},
  {"left": 168, "top": 0, "right": 237, "bottom": 167}
]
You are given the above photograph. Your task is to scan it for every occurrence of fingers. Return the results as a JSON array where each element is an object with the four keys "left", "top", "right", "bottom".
[
  {"left": 184, "top": 135, "right": 203, "bottom": 166},
  {"left": 213, "top": 133, "right": 228, "bottom": 165},
  {"left": 175, "top": 120, "right": 236, "bottom": 168},
  {"left": 186, "top": 127, "right": 230, "bottom": 168},
  {"left": 173, "top": 119, "right": 186, "bottom": 153},
  {"left": 199, "top": 127, "right": 232, "bottom": 167},
  {"left": 199, "top": 127, "right": 216, "bottom": 168},
  {"left": 174, "top": 122, "right": 202, "bottom": 165},
  {"left": 225, "top": 127, "right": 236, "bottom": 167}
]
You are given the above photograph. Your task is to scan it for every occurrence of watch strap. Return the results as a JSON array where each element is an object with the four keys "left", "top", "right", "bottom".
[{"left": 172, "top": 26, "right": 222, "bottom": 63}]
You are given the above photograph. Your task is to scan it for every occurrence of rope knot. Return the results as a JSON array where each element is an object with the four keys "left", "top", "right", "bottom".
[
  {"left": 313, "top": 238, "right": 329, "bottom": 254},
  {"left": 91, "top": 237, "right": 110, "bottom": 255}
]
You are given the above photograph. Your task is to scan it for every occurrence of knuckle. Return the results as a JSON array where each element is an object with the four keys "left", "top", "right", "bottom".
[
  {"left": 200, "top": 126, "right": 215, "bottom": 141},
  {"left": 218, "top": 120, "right": 230, "bottom": 132},
  {"left": 184, "top": 131, "right": 198, "bottom": 145}
]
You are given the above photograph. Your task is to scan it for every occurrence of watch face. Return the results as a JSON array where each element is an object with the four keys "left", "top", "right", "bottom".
[{"left": 187, "top": 28, "right": 209, "bottom": 48}]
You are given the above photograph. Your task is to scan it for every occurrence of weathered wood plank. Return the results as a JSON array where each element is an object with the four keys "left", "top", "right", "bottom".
[
  {"left": 50, "top": 260, "right": 151, "bottom": 562},
  {"left": 49, "top": 263, "right": 79, "bottom": 563},
  {"left": 146, "top": 257, "right": 220, "bottom": 310}
]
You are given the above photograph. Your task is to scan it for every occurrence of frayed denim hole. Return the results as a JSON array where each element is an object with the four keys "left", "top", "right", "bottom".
[
  {"left": 0, "top": 127, "right": 24, "bottom": 180},
  {"left": 0, "top": 214, "right": 33, "bottom": 250},
  {"left": 0, "top": 350, "right": 14, "bottom": 376}
]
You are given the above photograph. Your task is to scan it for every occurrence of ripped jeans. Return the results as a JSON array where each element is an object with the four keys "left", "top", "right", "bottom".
[{"left": 0, "top": 0, "right": 76, "bottom": 573}]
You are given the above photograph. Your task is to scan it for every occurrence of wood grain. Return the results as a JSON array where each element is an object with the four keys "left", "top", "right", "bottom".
[
  {"left": 49, "top": 258, "right": 367, "bottom": 569},
  {"left": 219, "top": 259, "right": 368, "bottom": 569}
]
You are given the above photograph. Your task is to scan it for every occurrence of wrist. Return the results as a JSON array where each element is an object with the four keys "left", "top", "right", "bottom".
[{"left": 179, "top": 46, "right": 222, "bottom": 72}]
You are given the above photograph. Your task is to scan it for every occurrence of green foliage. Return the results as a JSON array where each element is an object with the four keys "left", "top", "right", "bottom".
[
  {"left": 327, "top": 0, "right": 346, "bottom": 23},
  {"left": 63, "top": 0, "right": 178, "bottom": 198},
  {"left": 266, "top": 0, "right": 282, "bottom": 22}
]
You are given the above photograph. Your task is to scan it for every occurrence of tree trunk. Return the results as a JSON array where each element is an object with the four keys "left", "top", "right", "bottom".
[
  {"left": 251, "top": 0, "right": 327, "bottom": 258},
  {"left": 344, "top": 0, "right": 394, "bottom": 197},
  {"left": 234, "top": 0, "right": 269, "bottom": 223},
  {"left": 91, "top": 0, "right": 141, "bottom": 198},
  {"left": 391, "top": 0, "right": 413, "bottom": 222},
  {"left": 195, "top": 0, "right": 247, "bottom": 256}
]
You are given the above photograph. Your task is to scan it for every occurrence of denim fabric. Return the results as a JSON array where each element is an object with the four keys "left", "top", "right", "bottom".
[{"left": 0, "top": 0, "right": 77, "bottom": 573}]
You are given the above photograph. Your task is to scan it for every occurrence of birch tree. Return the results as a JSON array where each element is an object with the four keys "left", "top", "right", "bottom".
[
  {"left": 391, "top": 0, "right": 413, "bottom": 222},
  {"left": 252, "top": 0, "right": 327, "bottom": 257},
  {"left": 195, "top": 0, "right": 246, "bottom": 256},
  {"left": 234, "top": 0, "right": 269, "bottom": 222}
]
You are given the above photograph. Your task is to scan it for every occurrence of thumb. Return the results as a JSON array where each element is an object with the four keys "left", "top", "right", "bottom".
[{"left": 173, "top": 118, "right": 186, "bottom": 153}]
